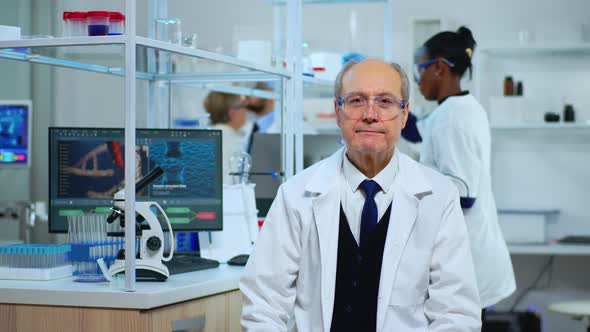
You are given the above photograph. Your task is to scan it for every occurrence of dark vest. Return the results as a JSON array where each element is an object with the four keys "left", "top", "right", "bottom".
[{"left": 330, "top": 202, "right": 392, "bottom": 332}]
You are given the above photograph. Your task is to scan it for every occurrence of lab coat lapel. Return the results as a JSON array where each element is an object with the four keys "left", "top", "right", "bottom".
[
  {"left": 306, "top": 148, "right": 345, "bottom": 332},
  {"left": 376, "top": 154, "right": 431, "bottom": 332}
]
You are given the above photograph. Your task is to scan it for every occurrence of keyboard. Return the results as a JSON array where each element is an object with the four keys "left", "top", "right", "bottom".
[
  {"left": 557, "top": 235, "right": 590, "bottom": 245},
  {"left": 164, "top": 255, "right": 220, "bottom": 275}
]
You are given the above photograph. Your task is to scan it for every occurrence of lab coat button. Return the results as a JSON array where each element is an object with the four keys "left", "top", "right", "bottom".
[
  {"left": 356, "top": 254, "right": 363, "bottom": 263},
  {"left": 352, "top": 280, "right": 358, "bottom": 287}
]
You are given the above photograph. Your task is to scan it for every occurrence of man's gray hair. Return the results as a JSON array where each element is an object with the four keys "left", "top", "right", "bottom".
[{"left": 333, "top": 60, "right": 410, "bottom": 102}]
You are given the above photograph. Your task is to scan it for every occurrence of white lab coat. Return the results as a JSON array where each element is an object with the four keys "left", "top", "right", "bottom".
[
  {"left": 240, "top": 147, "right": 481, "bottom": 332},
  {"left": 419, "top": 94, "right": 516, "bottom": 307}
]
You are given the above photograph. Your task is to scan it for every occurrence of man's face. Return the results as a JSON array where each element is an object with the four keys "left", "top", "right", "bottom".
[{"left": 335, "top": 60, "right": 409, "bottom": 158}]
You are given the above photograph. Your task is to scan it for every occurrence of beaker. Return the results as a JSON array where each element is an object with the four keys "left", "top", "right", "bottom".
[{"left": 155, "top": 18, "right": 182, "bottom": 45}]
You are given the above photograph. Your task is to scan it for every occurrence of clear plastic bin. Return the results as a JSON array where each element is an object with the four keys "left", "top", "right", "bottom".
[
  {"left": 87, "top": 11, "right": 109, "bottom": 36},
  {"left": 70, "top": 12, "right": 88, "bottom": 37},
  {"left": 62, "top": 12, "right": 71, "bottom": 37},
  {"left": 108, "top": 12, "right": 125, "bottom": 35},
  {"left": 62, "top": 12, "right": 87, "bottom": 37}
]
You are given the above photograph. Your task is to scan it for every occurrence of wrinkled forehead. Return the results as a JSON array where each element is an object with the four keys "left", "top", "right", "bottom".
[{"left": 341, "top": 62, "right": 402, "bottom": 97}]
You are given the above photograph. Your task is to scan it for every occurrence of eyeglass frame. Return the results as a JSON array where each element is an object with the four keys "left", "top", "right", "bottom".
[
  {"left": 413, "top": 57, "right": 455, "bottom": 83},
  {"left": 336, "top": 92, "right": 407, "bottom": 120}
]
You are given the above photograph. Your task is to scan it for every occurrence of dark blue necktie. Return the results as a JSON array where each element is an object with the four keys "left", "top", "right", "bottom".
[
  {"left": 359, "top": 179, "right": 381, "bottom": 249},
  {"left": 246, "top": 123, "right": 260, "bottom": 154}
]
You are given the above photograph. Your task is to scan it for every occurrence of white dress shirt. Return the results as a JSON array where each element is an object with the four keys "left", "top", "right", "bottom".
[{"left": 340, "top": 149, "right": 399, "bottom": 245}]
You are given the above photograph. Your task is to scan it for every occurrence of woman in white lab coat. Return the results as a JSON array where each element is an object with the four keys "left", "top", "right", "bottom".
[
  {"left": 411, "top": 26, "right": 516, "bottom": 308},
  {"left": 204, "top": 92, "right": 251, "bottom": 184}
]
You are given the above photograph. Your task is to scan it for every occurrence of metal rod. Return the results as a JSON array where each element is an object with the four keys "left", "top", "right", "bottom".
[
  {"left": 124, "top": 0, "right": 137, "bottom": 292},
  {"left": 383, "top": 0, "right": 393, "bottom": 62}
]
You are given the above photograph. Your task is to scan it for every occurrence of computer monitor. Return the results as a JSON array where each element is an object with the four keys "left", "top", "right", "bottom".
[
  {"left": 48, "top": 127, "right": 223, "bottom": 233},
  {"left": 0, "top": 101, "right": 31, "bottom": 167}
]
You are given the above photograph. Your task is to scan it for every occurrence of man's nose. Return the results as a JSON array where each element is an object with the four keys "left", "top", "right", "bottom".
[{"left": 362, "top": 102, "right": 379, "bottom": 121}]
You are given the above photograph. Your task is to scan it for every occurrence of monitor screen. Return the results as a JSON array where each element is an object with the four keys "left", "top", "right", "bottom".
[
  {"left": 0, "top": 101, "right": 31, "bottom": 167},
  {"left": 48, "top": 127, "right": 223, "bottom": 233}
]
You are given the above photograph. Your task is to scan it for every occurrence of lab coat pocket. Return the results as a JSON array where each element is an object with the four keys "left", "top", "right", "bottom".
[
  {"left": 386, "top": 294, "right": 427, "bottom": 331},
  {"left": 388, "top": 288, "right": 425, "bottom": 307},
  {"left": 388, "top": 251, "right": 430, "bottom": 307}
]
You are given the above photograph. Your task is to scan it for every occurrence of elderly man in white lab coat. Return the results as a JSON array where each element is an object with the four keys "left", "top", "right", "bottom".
[{"left": 240, "top": 59, "right": 481, "bottom": 332}]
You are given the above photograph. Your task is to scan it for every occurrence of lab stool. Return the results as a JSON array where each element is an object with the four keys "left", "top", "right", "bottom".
[{"left": 549, "top": 300, "right": 590, "bottom": 332}]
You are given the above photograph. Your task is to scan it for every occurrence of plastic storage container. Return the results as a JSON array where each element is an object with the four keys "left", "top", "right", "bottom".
[
  {"left": 71, "top": 12, "right": 88, "bottom": 37},
  {"left": 62, "top": 12, "right": 71, "bottom": 37},
  {"left": 63, "top": 12, "right": 87, "bottom": 37},
  {"left": 87, "top": 11, "right": 109, "bottom": 36},
  {"left": 108, "top": 12, "right": 125, "bottom": 35}
]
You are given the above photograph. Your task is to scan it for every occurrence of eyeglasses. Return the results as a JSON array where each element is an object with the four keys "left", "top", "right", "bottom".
[
  {"left": 413, "top": 57, "right": 455, "bottom": 83},
  {"left": 336, "top": 93, "right": 407, "bottom": 120}
]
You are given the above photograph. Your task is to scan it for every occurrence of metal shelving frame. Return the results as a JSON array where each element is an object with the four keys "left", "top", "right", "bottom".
[{"left": 0, "top": 0, "right": 294, "bottom": 291}]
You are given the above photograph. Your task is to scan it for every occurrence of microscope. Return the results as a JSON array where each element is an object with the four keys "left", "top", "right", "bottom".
[{"left": 106, "top": 166, "right": 174, "bottom": 281}]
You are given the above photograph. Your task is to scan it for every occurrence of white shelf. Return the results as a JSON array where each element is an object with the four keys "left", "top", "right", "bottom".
[
  {"left": 303, "top": 76, "right": 334, "bottom": 86},
  {"left": 173, "top": 82, "right": 281, "bottom": 100},
  {"left": 0, "top": 36, "right": 125, "bottom": 48},
  {"left": 498, "top": 209, "right": 560, "bottom": 215},
  {"left": 0, "top": 36, "right": 291, "bottom": 80},
  {"left": 273, "top": 0, "right": 386, "bottom": 4},
  {"left": 508, "top": 243, "right": 590, "bottom": 256},
  {"left": 491, "top": 123, "right": 590, "bottom": 130},
  {"left": 135, "top": 37, "right": 290, "bottom": 78},
  {"left": 480, "top": 43, "right": 590, "bottom": 56}
]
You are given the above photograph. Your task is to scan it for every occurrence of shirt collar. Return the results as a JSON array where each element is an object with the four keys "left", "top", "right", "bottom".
[
  {"left": 438, "top": 90, "right": 469, "bottom": 105},
  {"left": 342, "top": 149, "right": 399, "bottom": 194}
]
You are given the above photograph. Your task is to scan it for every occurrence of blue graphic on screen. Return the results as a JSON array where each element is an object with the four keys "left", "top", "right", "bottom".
[
  {"left": 0, "top": 104, "right": 29, "bottom": 166},
  {"left": 147, "top": 141, "right": 216, "bottom": 198}
]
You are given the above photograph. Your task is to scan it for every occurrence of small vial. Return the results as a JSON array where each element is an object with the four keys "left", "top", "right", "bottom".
[
  {"left": 87, "top": 11, "right": 110, "bottom": 36},
  {"left": 62, "top": 12, "right": 71, "bottom": 37},
  {"left": 108, "top": 12, "right": 125, "bottom": 35},
  {"left": 69, "top": 12, "right": 88, "bottom": 37},
  {"left": 503, "top": 76, "right": 514, "bottom": 96}
]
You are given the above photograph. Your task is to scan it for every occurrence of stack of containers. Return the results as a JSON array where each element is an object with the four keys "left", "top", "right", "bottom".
[
  {"left": 62, "top": 11, "right": 125, "bottom": 37},
  {"left": 87, "top": 11, "right": 110, "bottom": 36},
  {"left": 108, "top": 12, "right": 125, "bottom": 35},
  {"left": 62, "top": 12, "right": 87, "bottom": 37},
  {"left": 0, "top": 244, "right": 72, "bottom": 280}
]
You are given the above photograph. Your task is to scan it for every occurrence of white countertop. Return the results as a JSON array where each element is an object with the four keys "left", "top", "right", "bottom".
[
  {"left": 508, "top": 243, "right": 590, "bottom": 255},
  {"left": 0, "top": 264, "right": 244, "bottom": 309},
  {"left": 549, "top": 300, "right": 590, "bottom": 317}
]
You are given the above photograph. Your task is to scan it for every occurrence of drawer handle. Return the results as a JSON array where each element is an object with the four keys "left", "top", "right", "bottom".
[{"left": 172, "top": 315, "right": 206, "bottom": 331}]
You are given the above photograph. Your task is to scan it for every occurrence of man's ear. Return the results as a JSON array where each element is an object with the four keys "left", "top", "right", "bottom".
[
  {"left": 401, "top": 102, "right": 410, "bottom": 128},
  {"left": 334, "top": 99, "right": 342, "bottom": 128}
]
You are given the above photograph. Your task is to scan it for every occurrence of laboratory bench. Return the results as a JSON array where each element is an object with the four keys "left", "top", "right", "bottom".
[{"left": 0, "top": 264, "right": 244, "bottom": 332}]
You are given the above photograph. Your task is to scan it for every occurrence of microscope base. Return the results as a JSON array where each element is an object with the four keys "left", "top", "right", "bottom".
[{"left": 108, "top": 259, "right": 170, "bottom": 281}]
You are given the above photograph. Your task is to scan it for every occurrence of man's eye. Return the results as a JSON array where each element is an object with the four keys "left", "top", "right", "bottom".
[
  {"left": 378, "top": 98, "right": 395, "bottom": 105},
  {"left": 348, "top": 97, "right": 365, "bottom": 105}
]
